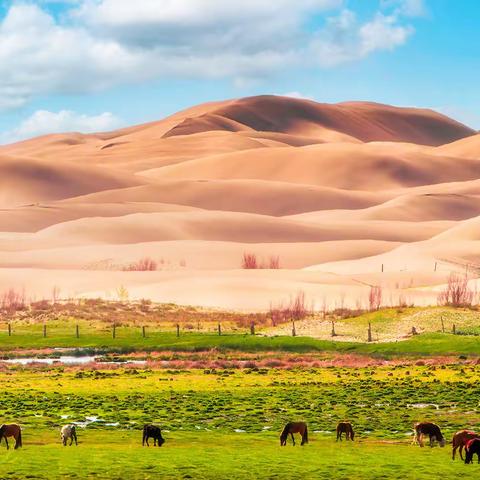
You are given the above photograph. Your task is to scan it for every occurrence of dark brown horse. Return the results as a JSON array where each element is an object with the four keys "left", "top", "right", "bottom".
[
  {"left": 336, "top": 421, "right": 355, "bottom": 441},
  {"left": 452, "top": 430, "right": 480, "bottom": 460},
  {"left": 280, "top": 422, "right": 308, "bottom": 446},
  {"left": 142, "top": 424, "right": 165, "bottom": 447},
  {"left": 465, "top": 438, "right": 480, "bottom": 464},
  {"left": 413, "top": 422, "right": 445, "bottom": 448},
  {"left": 0, "top": 424, "right": 22, "bottom": 449}
]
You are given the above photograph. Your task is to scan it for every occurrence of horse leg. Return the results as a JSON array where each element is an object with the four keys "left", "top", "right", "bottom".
[
  {"left": 452, "top": 445, "right": 457, "bottom": 460},
  {"left": 5, "top": 437, "right": 9, "bottom": 450},
  {"left": 429, "top": 435, "right": 434, "bottom": 448},
  {"left": 460, "top": 445, "right": 465, "bottom": 461},
  {"left": 290, "top": 433, "right": 295, "bottom": 446},
  {"left": 62, "top": 435, "right": 67, "bottom": 446}
]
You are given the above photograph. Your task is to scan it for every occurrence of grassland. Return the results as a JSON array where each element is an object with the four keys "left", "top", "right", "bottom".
[
  {"left": 0, "top": 365, "right": 479, "bottom": 479},
  {"left": 1, "top": 303, "right": 480, "bottom": 478},
  {"left": 0, "top": 431, "right": 469, "bottom": 480},
  {"left": 1, "top": 304, "right": 480, "bottom": 357}
]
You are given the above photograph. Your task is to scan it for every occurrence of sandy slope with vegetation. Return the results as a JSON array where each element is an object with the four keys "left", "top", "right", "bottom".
[{"left": 0, "top": 95, "right": 479, "bottom": 310}]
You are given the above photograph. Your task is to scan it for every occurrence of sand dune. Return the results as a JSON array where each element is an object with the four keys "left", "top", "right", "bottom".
[
  {"left": 435, "top": 133, "right": 480, "bottom": 159},
  {"left": 142, "top": 142, "right": 480, "bottom": 190},
  {"left": 163, "top": 96, "right": 474, "bottom": 145},
  {"left": 62, "top": 180, "right": 386, "bottom": 216},
  {"left": 0, "top": 95, "right": 479, "bottom": 309},
  {"left": 0, "top": 155, "right": 140, "bottom": 207}
]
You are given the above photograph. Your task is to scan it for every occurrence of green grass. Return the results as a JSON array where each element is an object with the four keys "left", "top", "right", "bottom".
[
  {"left": 1, "top": 326, "right": 480, "bottom": 357},
  {"left": 0, "top": 431, "right": 471, "bottom": 480},
  {"left": 1, "top": 365, "right": 479, "bottom": 478}
]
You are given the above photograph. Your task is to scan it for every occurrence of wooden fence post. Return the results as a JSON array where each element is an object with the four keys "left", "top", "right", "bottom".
[
  {"left": 218, "top": 323, "right": 222, "bottom": 336},
  {"left": 142, "top": 326, "right": 146, "bottom": 338},
  {"left": 7, "top": 323, "right": 11, "bottom": 337},
  {"left": 113, "top": 323, "right": 116, "bottom": 339},
  {"left": 440, "top": 316, "right": 445, "bottom": 333},
  {"left": 331, "top": 320, "right": 336, "bottom": 337},
  {"left": 452, "top": 324, "right": 456, "bottom": 335},
  {"left": 250, "top": 322, "right": 255, "bottom": 335},
  {"left": 434, "top": 261, "right": 437, "bottom": 272},
  {"left": 367, "top": 322, "right": 372, "bottom": 342},
  {"left": 381, "top": 263, "right": 384, "bottom": 273},
  {"left": 76, "top": 324, "right": 79, "bottom": 338},
  {"left": 43, "top": 324, "right": 47, "bottom": 338},
  {"left": 176, "top": 324, "right": 180, "bottom": 338},
  {"left": 292, "top": 320, "right": 296, "bottom": 337}
]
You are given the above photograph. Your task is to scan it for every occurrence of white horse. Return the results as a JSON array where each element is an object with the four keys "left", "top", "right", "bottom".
[{"left": 61, "top": 425, "right": 78, "bottom": 446}]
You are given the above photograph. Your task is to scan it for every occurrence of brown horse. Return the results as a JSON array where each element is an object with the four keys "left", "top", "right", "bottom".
[
  {"left": 0, "top": 424, "right": 22, "bottom": 449},
  {"left": 412, "top": 422, "right": 445, "bottom": 448},
  {"left": 336, "top": 421, "right": 355, "bottom": 441},
  {"left": 452, "top": 430, "right": 480, "bottom": 460},
  {"left": 280, "top": 422, "right": 308, "bottom": 446}
]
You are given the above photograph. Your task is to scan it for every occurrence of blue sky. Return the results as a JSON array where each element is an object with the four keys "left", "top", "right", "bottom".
[{"left": 0, "top": 0, "right": 478, "bottom": 143}]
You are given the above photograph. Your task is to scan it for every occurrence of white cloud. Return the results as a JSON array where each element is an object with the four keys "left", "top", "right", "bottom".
[
  {"left": 1, "top": 110, "right": 122, "bottom": 144},
  {"left": 311, "top": 9, "right": 413, "bottom": 66},
  {"left": 381, "top": 0, "right": 427, "bottom": 17},
  {"left": 0, "top": 1, "right": 420, "bottom": 111}
]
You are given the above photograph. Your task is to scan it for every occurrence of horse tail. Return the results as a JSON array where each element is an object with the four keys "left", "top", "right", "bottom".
[
  {"left": 303, "top": 425, "right": 308, "bottom": 444},
  {"left": 16, "top": 429, "right": 22, "bottom": 448}
]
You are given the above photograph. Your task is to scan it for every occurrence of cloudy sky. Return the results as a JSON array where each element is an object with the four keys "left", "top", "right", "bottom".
[{"left": 0, "top": 0, "right": 478, "bottom": 143}]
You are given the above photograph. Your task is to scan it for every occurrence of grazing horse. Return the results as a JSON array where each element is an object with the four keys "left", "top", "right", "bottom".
[
  {"left": 280, "top": 422, "right": 308, "bottom": 446},
  {"left": 142, "top": 425, "right": 165, "bottom": 447},
  {"left": 0, "top": 424, "right": 22, "bottom": 449},
  {"left": 412, "top": 422, "right": 446, "bottom": 448},
  {"left": 452, "top": 430, "right": 479, "bottom": 460},
  {"left": 61, "top": 425, "right": 78, "bottom": 446},
  {"left": 336, "top": 421, "right": 355, "bottom": 441},
  {"left": 465, "top": 438, "right": 480, "bottom": 464}
]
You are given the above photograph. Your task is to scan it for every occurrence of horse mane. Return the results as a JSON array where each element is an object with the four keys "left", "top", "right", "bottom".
[{"left": 280, "top": 423, "right": 291, "bottom": 438}]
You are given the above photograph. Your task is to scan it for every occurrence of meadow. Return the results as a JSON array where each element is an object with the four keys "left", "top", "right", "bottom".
[
  {"left": 1, "top": 303, "right": 480, "bottom": 478},
  {"left": 0, "top": 364, "right": 479, "bottom": 478}
]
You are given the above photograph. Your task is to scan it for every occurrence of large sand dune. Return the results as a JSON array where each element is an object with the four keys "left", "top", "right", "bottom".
[{"left": 0, "top": 95, "right": 478, "bottom": 310}]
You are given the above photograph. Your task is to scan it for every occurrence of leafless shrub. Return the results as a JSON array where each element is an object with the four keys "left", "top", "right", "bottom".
[
  {"left": 368, "top": 285, "right": 382, "bottom": 311},
  {"left": 124, "top": 257, "right": 157, "bottom": 271},
  {"left": 242, "top": 253, "right": 281, "bottom": 269},
  {"left": 0, "top": 288, "right": 26, "bottom": 313},
  {"left": 242, "top": 252, "right": 258, "bottom": 269},
  {"left": 437, "top": 273, "right": 474, "bottom": 307},
  {"left": 269, "top": 291, "right": 310, "bottom": 324},
  {"left": 268, "top": 256, "right": 280, "bottom": 269}
]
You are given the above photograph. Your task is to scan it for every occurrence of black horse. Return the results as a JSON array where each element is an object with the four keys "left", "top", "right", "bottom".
[
  {"left": 465, "top": 438, "right": 480, "bottom": 464},
  {"left": 142, "top": 424, "right": 165, "bottom": 447}
]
